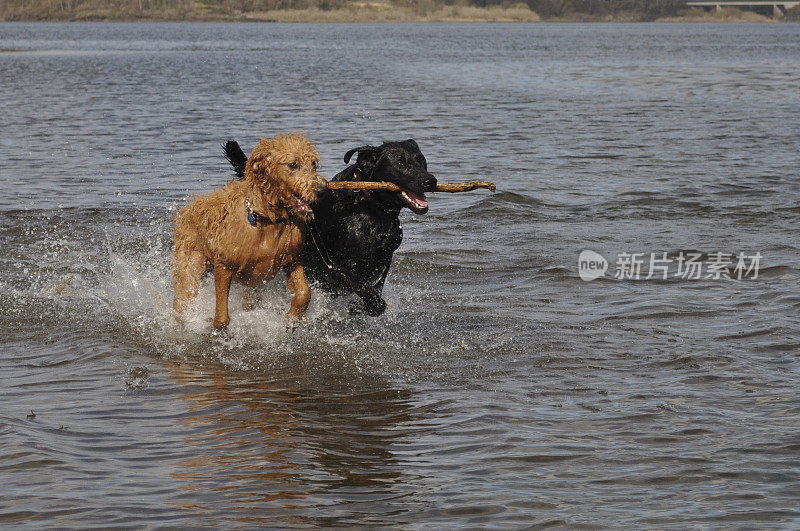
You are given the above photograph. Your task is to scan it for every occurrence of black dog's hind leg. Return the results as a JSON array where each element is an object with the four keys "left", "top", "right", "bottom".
[{"left": 223, "top": 140, "right": 247, "bottom": 178}]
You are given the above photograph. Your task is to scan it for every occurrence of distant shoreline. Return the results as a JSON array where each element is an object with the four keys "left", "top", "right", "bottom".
[{"left": 0, "top": 4, "right": 786, "bottom": 23}]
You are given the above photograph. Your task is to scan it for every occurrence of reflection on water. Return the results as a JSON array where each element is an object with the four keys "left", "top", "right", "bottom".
[{"left": 165, "top": 359, "right": 418, "bottom": 526}]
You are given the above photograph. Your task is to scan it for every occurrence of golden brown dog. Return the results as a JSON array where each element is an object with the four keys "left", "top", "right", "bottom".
[{"left": 172, "top": 133, "right": 325, "bottom": 328}]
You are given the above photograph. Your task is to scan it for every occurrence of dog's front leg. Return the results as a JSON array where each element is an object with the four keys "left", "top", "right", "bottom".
[
  {"left": 213, "top": 263, "right": 234, "bottom": 328},
  {"left": 352, "top": 287, "right": 387, "bottom": 316},
  {"left": 285, "top": 262, "right": 311, "bottom": 323},
  {"left": 353, "top": 264, "right": 390, "bottom": 316}
]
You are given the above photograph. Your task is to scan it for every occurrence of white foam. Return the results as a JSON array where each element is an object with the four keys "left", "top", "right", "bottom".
[{"left": 94, "top": 248, "right": 373, "bottom": 364}]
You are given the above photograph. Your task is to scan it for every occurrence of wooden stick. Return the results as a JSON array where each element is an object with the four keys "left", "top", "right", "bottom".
[
  {"left": 325, "top": 180, "right": 496, "bottom": 193},
  {"left": 435, "top": 181, "right": 496, "bottom": 193}
]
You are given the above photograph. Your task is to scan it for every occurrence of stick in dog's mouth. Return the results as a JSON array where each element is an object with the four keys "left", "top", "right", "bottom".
[
  {"left": 320, "top": 179, "right": 494, "bottom": 214},
  {"left": 325, "top": 180, "right": 496, "bottom": 194}
]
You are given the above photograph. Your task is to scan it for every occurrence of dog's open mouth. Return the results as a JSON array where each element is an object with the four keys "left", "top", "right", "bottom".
[
  {"left": 293, "top": 193, "right": 313, "bottom": 215},
  {"left": 399, "top": 190, "right": 429, "bottom": 214}
]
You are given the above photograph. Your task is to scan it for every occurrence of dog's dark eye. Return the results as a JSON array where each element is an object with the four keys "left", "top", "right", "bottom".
[
  {"left": 312, "top": 160, "right": 318, "bottom": 170},
  {"left": 288, "top": 162, "right": 298, "bottom": 170}
]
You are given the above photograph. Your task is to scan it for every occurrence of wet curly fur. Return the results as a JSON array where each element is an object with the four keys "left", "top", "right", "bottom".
[{"left": 172, "top": 133, "right": 324, "bottom": 328}]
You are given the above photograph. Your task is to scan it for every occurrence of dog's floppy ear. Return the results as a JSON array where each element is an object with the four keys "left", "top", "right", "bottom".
[
  {"left": 401, "top": 138, "right": 420, "bottom": 151},
  {"left": 223, "top": 140, "right": 247, "bottom": 179},
  {"left": 344, "top": 145, "right": 377, "bottom": 165},
  {"left": 245, "top": 149, "right": 272, "bottom": 179}
]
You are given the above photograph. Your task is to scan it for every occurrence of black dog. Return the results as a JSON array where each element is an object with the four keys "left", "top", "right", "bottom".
[{"left": 223, "top": 139, "right": 437, "bottom": 315}]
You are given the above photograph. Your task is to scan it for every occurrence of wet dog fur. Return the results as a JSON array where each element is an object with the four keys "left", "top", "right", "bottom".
[
  {"left": 172, "top": 133, "right": 324, "bottom": 328},
  {"left": 224, "top": 139, "right": 437, "bottom": 316}
]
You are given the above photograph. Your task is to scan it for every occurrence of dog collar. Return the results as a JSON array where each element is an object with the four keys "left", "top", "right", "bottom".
[{"left": 246, "top": 198, "right": 280, "bottom": 226}]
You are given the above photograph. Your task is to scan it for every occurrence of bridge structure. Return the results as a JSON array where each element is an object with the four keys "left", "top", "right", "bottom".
[{"left": 686, "top": 1, "right": 799, "bottom": 17}]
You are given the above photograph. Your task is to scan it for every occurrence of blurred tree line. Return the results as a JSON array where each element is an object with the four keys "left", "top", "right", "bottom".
[{"left": 1, "top": 0, "right": 691, "bottom": 20}]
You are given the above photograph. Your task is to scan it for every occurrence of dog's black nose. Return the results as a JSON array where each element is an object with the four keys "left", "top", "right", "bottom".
[{"left": 422, "top": 173, "right": 437, "bottom": 192}]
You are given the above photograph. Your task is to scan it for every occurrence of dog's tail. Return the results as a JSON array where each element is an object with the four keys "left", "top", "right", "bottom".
[{"left": 223, "top": 140, "right": 247, "bottom": 179}]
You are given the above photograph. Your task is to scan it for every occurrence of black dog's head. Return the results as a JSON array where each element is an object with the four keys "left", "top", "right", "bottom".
[{"left": 343, "top": 139, "right": 437, "bottom": 215}]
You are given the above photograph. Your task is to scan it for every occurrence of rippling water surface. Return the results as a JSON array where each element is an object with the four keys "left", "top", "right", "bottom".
[{"left": 1, "top": 21, "right": 799, "bottom": 527}]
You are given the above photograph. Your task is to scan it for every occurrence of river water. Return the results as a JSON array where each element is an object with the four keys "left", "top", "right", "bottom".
[{"left": 1, "top": 21, "right": 799, "bottom": 527}]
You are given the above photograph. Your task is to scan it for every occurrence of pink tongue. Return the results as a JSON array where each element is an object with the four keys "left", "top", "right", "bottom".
[
  {"left": 295, "top": 197, "right": 312, "bottom": 213},
  {"left": 405, "top": 191, "right": 428, "bottom": 208}
]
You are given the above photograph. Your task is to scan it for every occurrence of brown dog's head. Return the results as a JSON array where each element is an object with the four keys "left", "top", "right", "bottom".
[{"left": 245, "top": 133, "right": 325, "bottom": 218}]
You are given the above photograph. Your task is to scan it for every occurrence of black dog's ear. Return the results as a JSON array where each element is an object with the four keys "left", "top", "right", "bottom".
[
  {"left": 401, "top": 138, "right": 420, "bottom": 151},
  {"left": 223, "top": 140, "right": 247, "bottom": 179},
  {"left": 402, "top": 138, "right": 427, "bottom": 169},
  {"left": 344, "top": 145, "right": 377, "bottom": 165}
]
